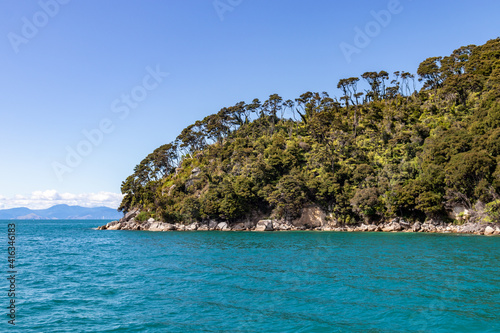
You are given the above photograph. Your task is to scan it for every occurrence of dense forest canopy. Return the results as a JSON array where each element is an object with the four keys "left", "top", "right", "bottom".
[{"left": 118, "top": 38, "right": 500, "bottom": 225}]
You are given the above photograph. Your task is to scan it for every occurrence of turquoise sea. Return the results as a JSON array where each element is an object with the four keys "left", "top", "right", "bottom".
[{"left": 3, "top": 219, "right": 500, "bottom": 332}]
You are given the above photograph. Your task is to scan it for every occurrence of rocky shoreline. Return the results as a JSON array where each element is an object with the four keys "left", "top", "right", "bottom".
[{"left": 97, "top": 210, "right": 500, "bottom": 236}]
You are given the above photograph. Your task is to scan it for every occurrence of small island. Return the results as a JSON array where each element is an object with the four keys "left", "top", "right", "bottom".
[{"left": 100, "top": 38, "right": 500, "bottom": 236}]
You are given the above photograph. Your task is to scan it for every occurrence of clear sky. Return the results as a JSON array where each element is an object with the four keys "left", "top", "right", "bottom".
[{"left": 1, "top": 0, "right": 499, "bottom": 209}]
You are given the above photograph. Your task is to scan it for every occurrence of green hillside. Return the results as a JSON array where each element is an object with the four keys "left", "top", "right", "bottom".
[{"left": 118, "top": 38, "right": 500, "bottom": 226}]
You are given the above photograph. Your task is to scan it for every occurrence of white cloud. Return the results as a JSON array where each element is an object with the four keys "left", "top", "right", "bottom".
[
  {"left": 32, "top": 190, "right": 61, "bottom": 200},
  {"left": 0, "top": 190, "right": 123, "bottom": 210}
]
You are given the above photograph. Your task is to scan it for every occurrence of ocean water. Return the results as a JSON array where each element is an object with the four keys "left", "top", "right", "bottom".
[{"left": 2, "top": 219, "right": 500, "bottom": 332}]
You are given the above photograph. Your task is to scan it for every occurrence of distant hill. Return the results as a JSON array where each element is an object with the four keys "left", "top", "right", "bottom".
[{"left": 0, "top": 204, "right": 122, "bottom": 220}]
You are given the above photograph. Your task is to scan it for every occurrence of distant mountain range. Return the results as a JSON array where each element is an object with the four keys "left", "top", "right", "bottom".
[{"left": 0, "top": 204, "right": 122, "bottom": 220}]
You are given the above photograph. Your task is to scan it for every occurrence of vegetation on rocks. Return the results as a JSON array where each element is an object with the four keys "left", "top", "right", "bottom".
[{"left": 118, "top": 38, "right": 500, "bottom": 226}]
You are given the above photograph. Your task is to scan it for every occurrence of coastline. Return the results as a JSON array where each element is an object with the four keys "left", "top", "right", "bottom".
[{"left": 98, "top": 211, "right": 500, "bottom": 236}]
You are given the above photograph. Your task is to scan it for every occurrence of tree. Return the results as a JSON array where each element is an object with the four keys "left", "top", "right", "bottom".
[
  {"left": 361, "top": 71, "right": 389, "bottom": 100},
  {"left": 350, "top": 187, "right": 381, "bottom": 221},
  {"left": 337, "top": 77, "right": 360, "bottom": 106},
  {"left": 445, "top": 150, "right": 496, "bottom": 204},
  {"left": 268, "top": 172, "right": 308, "bottom": 221},
  {"left": 417, "top": 57, "right": 443, "bottom": 90}
]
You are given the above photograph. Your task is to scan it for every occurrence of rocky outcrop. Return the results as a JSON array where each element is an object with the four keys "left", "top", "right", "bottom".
[
  {"left": 208, "top": 220, "right": 218, "bottom": 230},
  {"left": 97, "top": 210, "right": 500, "bottom": 236},
  {"left": 217, "top": 222, "right": 231, "bottom": 231},
  {"left": 484, "top": 226, "right": 495, "bottom": 236},
  {"left": 197, "top": 224, "right": 209, "bottom": 231},
  {"left": 255, "top": 220, "right": 273, "bottom": 231},
  {"left": 231, "top": 223, "right": 246, "bottom": 231},
  {"left": 291, "top": 205, "right": 324, "bottom": 229},
  {"left": 186, "top": 222, "right": 198, "bottom": 231},
  {"left": 148, "top": 222, "right": 175, "bottom": 231},
  {"left": 382, "top": 219, "right": 402, "bottom": 232}
]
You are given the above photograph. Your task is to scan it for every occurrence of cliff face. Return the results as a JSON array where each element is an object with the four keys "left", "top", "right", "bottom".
[{"left": 116, "top": 38, "right": 500, "bottom": 228}]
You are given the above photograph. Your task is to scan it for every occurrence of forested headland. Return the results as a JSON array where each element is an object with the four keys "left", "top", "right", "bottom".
[{"left": 117, "top": 38, "right": 500, "bottom": 229}]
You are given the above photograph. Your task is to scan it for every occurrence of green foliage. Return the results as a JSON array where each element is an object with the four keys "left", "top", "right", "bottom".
[
  {"left": 485, "top": 200, "right": 500, "bottom": 223},
  {"left": 267, "top": 171, "right": 308, "bottom": 221},
  {"left": 118, "top": 38, "right": 500, "bottom": 225},
  {"left": 136, "top": 211, "right": 149, "bottom": 222},
  {"left": 444, "top": 150, "right": 495, "bottom": 202},
  {"left": 350, "top": 187, "right": 381, "bottom": 220}
]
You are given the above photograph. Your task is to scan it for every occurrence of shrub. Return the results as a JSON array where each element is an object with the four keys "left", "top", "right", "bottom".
[
  {"left": 136, "top": 211, "right": 149, "bottom": 222},
  {"left": 485, "top": 200, "right": 500, "bottom": 223}
]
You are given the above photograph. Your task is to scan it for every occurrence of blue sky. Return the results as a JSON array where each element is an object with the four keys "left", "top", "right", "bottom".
[{"left": 1, "top": 0, "right": 499, "bottom": 209}]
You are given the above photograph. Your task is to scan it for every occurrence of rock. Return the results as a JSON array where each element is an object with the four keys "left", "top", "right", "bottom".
[
  {"left": 165, "top": 223, "right": 176, "bottom": 231},
  {"left": 147, "top": 218, "right": 155, "bottom": 223},
  {"left": 484, "top": 226, "right": 495, "bottom": 236},
  {"left": 399, "top": 219, "right": 411, "bottom": 229},
  {"left": 324, "top": 219, "right": 340, "bottom": 228},
  {"left": 208, "top": 220, "right": 218, "bottom": 230},
  {"left": 461, "top": 223, "right": 481, "bottom": 234},
  {"left": 449, "top": 205, "right": 470, "bottom": 221},
  {"left": 123, "top": 209, "right": 139, "bottom": 222},
  {"left": 217, "top": 222, "right": 230, "bottom": 231},
  {"left": 272, "top": 221, "right": 292, "bottom": 231},
  {"left": 279, "top": 223, "right": 293, "bottom": 231},
  {"left": 244, "top": 221, "right": 257, "bottom": 229},
  {"left": 175, "top": 223, "right": 186, "bottom": 231},
  {"left": 420, "top": 223, "right": 437, "bottom": 233},
  {"left": 107, "top": 222, "right": 123, "bottom": 230},
  {"left": 291, "top": 205, "right": 325, "bottom": 229},
  {"left": 156, "top": 222, "right": 176, "bottom": 231},
  {"left": 382, "top": 221, "right": 402, "bottom": 232},
  {"left": 186, "top": 223, "right": 198, "bottom": 231},
  {"left": 232, "top": 223, "right": 246, "bottom": 231},
  {"left": 106, "top": 220, "right": 119, "bottom": 228},
  {"left": 197, "top": 224, "right": 209, "bottom": 231},
  {"left": 367, "top": 224, "right": 378, "bottom": 232},
  {"left": 412, "top": 222, "right": 421, "bottom": 232},
  {"left": 255, "top": 220, "right": 273, "bottom": 231},
  {"left": 148, "top": 222, "right": 165, "bottom": 231}
]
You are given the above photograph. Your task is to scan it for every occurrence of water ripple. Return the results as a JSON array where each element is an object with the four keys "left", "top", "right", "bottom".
[{"left": 3, "top": 220, "right": 499, "bottom": 332}]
